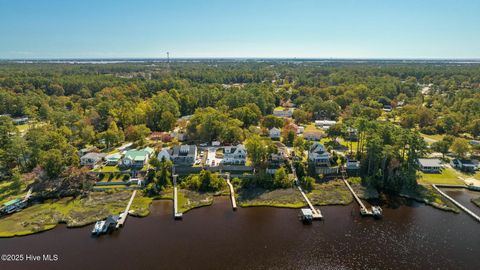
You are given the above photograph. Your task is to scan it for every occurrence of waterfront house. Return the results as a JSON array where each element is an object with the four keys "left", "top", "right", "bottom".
[
  {"left": 105, "top": 153, "right": 122, "bottom": 166},
  {"left": 266, "top": 142, "right": 288, "bottom": 174},
  {"left": 1, "top": 198, "right": 27, "bottom": 214},
  {"left": 308, "top": 142, "right": 338, "bottom": 174},
  {"left": 418, "top": 158, "right": 442, "bottom": 173},
  {"left": 269, "top": 127, "right": 281, "bottom": 140},
  {"left": 121, "top": 148, "right": 153, "bottom": 169},
  {"left": 80, "top": 152, "right": 106, "bottom": 166},
  {"left": 171, "top": 145, "right": 197, "bottom": 166},
  {"left": 273, "top": 107, "right": 294, "bottom": 117},
  {"left": 222, "top": 144, "right": 247, "bottom": 165},
  {"left": 451, "top": 159, "right": 476, "bottom": 172},
  {"left": 314, "top": 120, "right": 336, "bottom": 130}
]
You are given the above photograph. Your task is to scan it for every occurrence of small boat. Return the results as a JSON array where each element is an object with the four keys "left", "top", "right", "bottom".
[
  {"left": 92, "top": 214, "right": 121, "bottom": 235},
  {"left": 371, "top": 206, "right": 383, "bottom": 218},
  {"left": 299, "top": 208, "right": 313, "bottom": 224},
  {"left": 92, "top": 220, "right": 106, "bottom": 235}
]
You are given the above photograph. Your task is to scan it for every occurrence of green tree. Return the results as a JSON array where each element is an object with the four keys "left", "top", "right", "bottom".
[
  {"left": 450, "top": 138, "right": 470, "bottom": 158},
  {"left": 245, "top": 134, "right": 268, "bottom": 167},
  {"left": 40, "top": 149, "right": 64, "bottom": 179},
  {"left": 262, "top": 115, "right": 283, "bottom": 129}
]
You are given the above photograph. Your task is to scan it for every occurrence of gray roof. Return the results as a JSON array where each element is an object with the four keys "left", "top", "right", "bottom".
[
  {"left": 81, "top": 152, "right": 106, "bottom": 160},
  {"left": 418, "top": 158, "right": 441, "bottom": 167},
  {"left": 172, "top": 145, "right": 196, "bottom": 157}
]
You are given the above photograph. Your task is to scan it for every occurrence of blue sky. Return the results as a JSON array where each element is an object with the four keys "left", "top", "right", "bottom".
[{"left": 0, "top": 0, "right": 479, "bottom": 59}]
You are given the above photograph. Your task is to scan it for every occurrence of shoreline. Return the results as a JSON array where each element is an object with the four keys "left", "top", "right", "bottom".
[{"left": 0, "top": 183, "right": 470, "bottom": 238}]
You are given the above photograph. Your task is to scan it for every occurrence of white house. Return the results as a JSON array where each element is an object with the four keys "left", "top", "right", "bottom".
[
  {"left": 222, "top": 144, "right": 247, "bottom": 165},
  {"left": 269, "top": 127, "right": 281, "bottom": 139},
  {"left": 418, "top": 158, "right": 442, "bottom": 173},
  {"left": 157, "top": 148, "right": 171, "bottom": 162},
  {"left": 308, "top": 143, "right": 330, "bottom": 166},
  {"left": 80, "top": 152, "right": 106, "bottom": 166},
  {"left": 308, "top": 142, "right": 337, "bottom": 174},
  {"left": 451, "top": 159, "right": 477, "bottom": 172},
  {"left": 314, "top": 120, "right": 336, "bottom": 130}
]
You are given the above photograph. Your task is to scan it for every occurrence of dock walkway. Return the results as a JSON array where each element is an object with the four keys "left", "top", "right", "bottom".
[
  {"left": 173, "top": 174, "right": 183, "bottom": 219},
  {"left": 116, "top": 190, "right": 137, "bottom": 228},
  {"left": 226, "top": 178, "right": 237, "bottom": 210},
  {"left": 290, "top": 162, "right": 322, "bottom": 219},
  {"left": 340, "top": 169, "right": 373, "bottom": 216},
  {"left": 432, "top": 184, "right": 480, "bottom": 223},
  {"left": 296, "top": 185, "right": 323, "bottom": 219}
]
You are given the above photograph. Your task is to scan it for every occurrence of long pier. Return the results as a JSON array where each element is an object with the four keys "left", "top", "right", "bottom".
[
  {"left": 116, "top": 190, "right": 137, "bottom": 228},
  {"left": 22, "top": 188, "right": 32, "bottom": 202},
  {"left": 226, "top": 178, "right": 237, "bottom": 210},
  {"left": 173, "top": 174, "right": 183, "bottom": 219},
  {"left": 296, "top": 185, "right": 323, "bottom": 219},
  {"left": 340, "top": 169, "right": 376, "bottom": 216},
  {"left": 432, "top": 184, "right": 480, "bottom": 223},
  {"left": 290, "top": 163, "right": 322, "bottom": 219}
]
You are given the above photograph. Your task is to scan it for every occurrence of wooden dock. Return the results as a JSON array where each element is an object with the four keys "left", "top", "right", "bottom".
[
  {"left": 22, "top": 188, "right": 32, "bottom": 202},
  {"left": 116, "top": 190, "right": 137, "bottom": 228},
  {"left": 173, "top": 175, "right": 183, "bottom": 219},
  {"left": 219, "top": 172, "right": 237, "bottom": 210},
  {"left": 290, "top": 162, "right": 322, "bottom": 219},
  {"left": 297, "top": 185, "right": 323, "bottom": 219},
  {"left": 340, "top": 169, "right": 376, "bottom": 216},
  {"left": 432, "top": 184, "right": 480, "bottom": 223},
  {"left": 226, "top": 178, "right": 237, "bottom": 210}
]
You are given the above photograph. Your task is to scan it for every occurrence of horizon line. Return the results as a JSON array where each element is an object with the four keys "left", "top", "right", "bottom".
[{"left": 2, "top": 56, "right": 480, "bottom": 62}]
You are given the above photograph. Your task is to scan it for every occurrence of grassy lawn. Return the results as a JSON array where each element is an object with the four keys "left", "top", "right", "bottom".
[
  {"left": 417, "top": 168, "right": 464, "bottom": 185},
  {"left": 307, "top": 180, "right": 352, "bottom": 205},
  {"left": 304, "top": 123, "right": 323, "bottom": 133},
  {"left": 177, "top": 189, "right": 215, "bottom": 213},
  {"left": 420, "top": 133, "right": 448, "bottom": 145},
  {"left": 0, "top": 191, "right": 151, "bottom": 237},
  {"left": 237, "top": 187, "right": 306, "bottom": 208},
  {"left": 401, "top": 185, "right": 458, "bottom": 213},
  {"left": 94, "top": 165, "right": 121, "bottom": 173}
]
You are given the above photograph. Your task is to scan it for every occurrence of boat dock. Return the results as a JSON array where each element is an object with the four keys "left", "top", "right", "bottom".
[
  {"left": 290, "top": 162, "right": 322, "bottom": 220},
  {"left": 341, "top": 168, "right": 381, "bottom": 217},
  {"left": 297, "top": 185, "right": 323, "bottom": 219},
  {"left": 173, "top": 174, "right": 183, "bottom": 219},
  {"left": 220, "top": 172, "right": 237, "bottom": 210},
  {"left": 23, "top": 188, "right": 32, "bottom": 202},
  {"left": 116, "top": 190, "right": 137, "bottom": 228},
  {"left": 432, "top": 184, "right": 480, "bottom": 223}
]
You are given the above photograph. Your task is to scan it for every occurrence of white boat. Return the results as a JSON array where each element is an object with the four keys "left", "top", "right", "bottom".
[
  {"left": 92, "top": 220, "right": 106, "bottom": 235},
  {"left": 372, "top": 206, "right": 383, "bottom": 218}
]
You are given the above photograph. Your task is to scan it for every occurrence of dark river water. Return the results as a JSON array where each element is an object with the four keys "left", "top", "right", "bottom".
[{"left": 1, "top": 191, "right": 479, "bottom": 270}]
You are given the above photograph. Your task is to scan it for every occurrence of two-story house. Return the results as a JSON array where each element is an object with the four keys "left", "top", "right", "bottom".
[
  {"left": 222, "top": 144, "right": 247, "bottom": 165},
  {"left": 308, "top": 142, "right": 338, "bottom": 175},
  {"left": 171, "top": 145, "right": 197, "bottom": 166}
]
